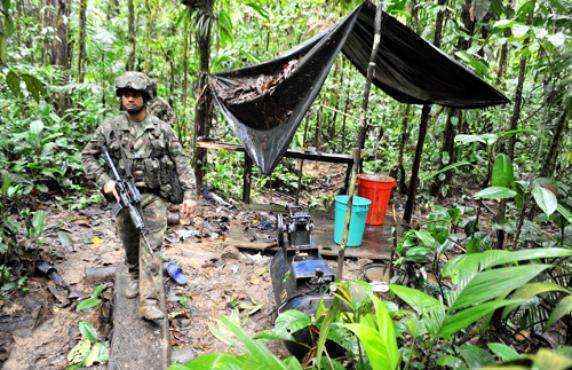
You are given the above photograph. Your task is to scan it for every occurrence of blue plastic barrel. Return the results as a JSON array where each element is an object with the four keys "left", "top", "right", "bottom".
[{"left": 333, "top": 195, "right": 371, "bottom": 247}]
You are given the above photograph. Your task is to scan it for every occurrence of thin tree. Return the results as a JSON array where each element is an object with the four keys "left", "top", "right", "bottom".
[
  {"left": 496, "top": 3, "right": 535, "bottom": 249},
  {"left": 185, "top": 0, "right": 214, "bottom": 195},
  {"left": 403, "top": 0, "right": 447, "bottom": 224},
  {"left": 76, "top": 0, "right": 88, "bottom": 82},
  {"left": 126, "top": 0, "right": 136, "bottom": 70},
  {"left": 338, "top": 1, "right": 384, "bottom": 279}
]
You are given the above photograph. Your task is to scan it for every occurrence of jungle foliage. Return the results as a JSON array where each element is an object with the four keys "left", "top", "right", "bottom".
[{"left": 0, "top": 0, "right": 570, "bottom": 368}]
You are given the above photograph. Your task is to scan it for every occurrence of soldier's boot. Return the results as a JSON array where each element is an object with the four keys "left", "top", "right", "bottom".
[
  {"left": 124, "top": 278, "right": 139, "bottom": 299},
  {"left": 139, "top": 299, "right": 164, "bottom": 321}
]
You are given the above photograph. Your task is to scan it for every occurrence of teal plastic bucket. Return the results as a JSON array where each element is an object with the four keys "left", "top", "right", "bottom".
[{"left": 333, "top": 195, "right": 371, "bottom": 247}]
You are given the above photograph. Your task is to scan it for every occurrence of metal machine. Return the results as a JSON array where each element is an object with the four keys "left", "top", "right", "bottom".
[{"left": 269, "top": 206, "right": 338, "bottom": 359}]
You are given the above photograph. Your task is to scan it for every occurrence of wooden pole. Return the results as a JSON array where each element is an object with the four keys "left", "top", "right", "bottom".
[
  {"left": 190, "top": 0, "right": 214, "bottom": 196},
  {"left": 242, "top": 153, "right": 253, "bottom": 204},
  {"left": 76, "top": 0, "right": 87, "bottom": 82},
  {"left": 338, "top": 1, "right": 384, "bottom": 280},
  {"left": 403, "top": 0, "right": 447, "bottom": 224}
]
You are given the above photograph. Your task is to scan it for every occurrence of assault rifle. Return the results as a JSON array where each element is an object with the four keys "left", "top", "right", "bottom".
[{"left": 101, "top": 145, "right": 153, "bottom": 253}]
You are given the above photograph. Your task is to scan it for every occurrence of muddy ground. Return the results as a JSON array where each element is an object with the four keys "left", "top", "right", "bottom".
[{"left": 1, "top": 162, "right": 371, "bottom": 368}]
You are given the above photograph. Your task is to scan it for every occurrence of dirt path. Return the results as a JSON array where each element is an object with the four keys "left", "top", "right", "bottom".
[{"left": 1, "top": 162, "right": 368, "bottom": 368}]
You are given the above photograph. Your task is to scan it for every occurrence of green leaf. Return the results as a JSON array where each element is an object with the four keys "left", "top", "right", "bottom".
[
  {"left": 389, "top": 284, "right": 443, "bottom": 315},
  {"left": 512, "top": 24, "right": 530, "bottom": 37},
  {"left": 414, "top": 230, "right": 436, "bottom": 247},
  {"left": 503, "top": 282, "right": 569, "bottom": 318},
  {"left": 454, "top": 133, "right": 498, "bottom": 146},
  {"left": 91, "top": 283, "right": 108, "bottom": 299},
  {"left": 493, "top": 19, "right": 514, "bottom": 29},
  {"left": 345, "top": 314, "right": 399, "bottom": 370},
  {"left": 474, "top": 186, "right": 516, "bottom": 200},
  {"left": 29, "top": 119, "right": 45, "bottom": 135},
  {"left": 532, "top": 186, "right": 558, "bottom": 216},
  {"left": 556, "top": 204, "right": 572, "bottom": 224},
  {"left": 78, "top": 321, "right": 99, "bottom": 342},
  {"left": 218, "top": 315, "right": 293, "bottom": 369},
  {"left": 84, "top": 342, "right": 108, "bottom": 366},
  {"left": 6, "top": 70, "right": 22, "bottom": 97},
  {"left": 491, "top": 154, "right": 514, "bottom": 188},
  {"left": 67, "top": 338, "right": 91, "bottom": 365},
  {"left": 21, "top": 73, "right": 46, "bottom": 102},
  {"left": 530, "top": 348, "right": 572, "bottom": 370},
  {"left": 371, "top": 296, "right": 399, "bottom": 370},
  {"left": 443, "top": 248, "right": 572, "bottom": 282},
  {"left": 459, "top": 343, "right": 495, "bottom": 368},
  {"left": 451, "top": 264, "right": 551, "bottom": 310},
  {"left": 487, "top": 342, "right": 522, "bottom": 362},
  {"left": 173, "top": 353, "right": 249, "bottom": 369},
  {"left": 76, "top": 297, "right": 102, "bottom": 312},
  {"left": 546, "top": 295, "right": 572, "bottom": 328},
  {"left": 438, "top": 300, "right": 525, "bottom": 339},
  {"left": 31, "top": 210, "right": 47, "bottom": 238},
  {"left": 255, "top": 310, "right": 311, "bottom": 342},
  {"left": 436, "top": 355, "right": 464, "bottom": 368}
]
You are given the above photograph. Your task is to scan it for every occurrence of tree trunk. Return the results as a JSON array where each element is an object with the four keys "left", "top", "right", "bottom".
[
  {"left": 495, "top": 0, "right": 513, "bottom": 86},
  {"left": 497, "top": 4, "right": 534, "bottom": 249},
  {"left": 126, "top": 0, "right": 136, "bottom": 70},
  {"left": 403, "top": 0, "right": 446, "bottom": 223},
  {"left": 430, "top": 108, "right": 456, "bottom": 196},
  {"left": 51, "top": 0, "right": 72, "bottom": 69},
  {"left": 313, "top": 106, "right": 323, "bottom": 149},
  {"left": 190, "top": 0, "right": 214, "bottom": 195},
  {"left": 541, "top": 110, "right": 568, "bottom": 178},
  {"left": 182, "top": 29, "right": 191, "bottom": 106},
  {"left": 340, "top": 86, "right": 351, "bottom": 152},
  {"left": 355, "top": 2, "right": 384, "bottom": 172},
  {"left": 404, "top": 105, "right": 431, "bottom": 223},
  {"left": 391, "top": 105, "right": 410, "bottom": 194},
  {"left": 77, "top": 0, "right": 88, "bottom": 82},
  {"left": 507, "top": 7, "right": 534, "bottom": 160}
]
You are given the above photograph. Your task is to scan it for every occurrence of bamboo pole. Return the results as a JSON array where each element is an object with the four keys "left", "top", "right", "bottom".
[{"left": 337, "top": 1, "right": 384, "bottom": 280}]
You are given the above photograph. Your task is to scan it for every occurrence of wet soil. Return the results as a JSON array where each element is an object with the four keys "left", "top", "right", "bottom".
[{"left": 0, "top": 162, "right": 369, "bottom": 368}]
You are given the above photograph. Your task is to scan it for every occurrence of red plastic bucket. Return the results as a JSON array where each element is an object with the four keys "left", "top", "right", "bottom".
[{"left": 357, "top": 174, "right": 396, "bottom": 226}]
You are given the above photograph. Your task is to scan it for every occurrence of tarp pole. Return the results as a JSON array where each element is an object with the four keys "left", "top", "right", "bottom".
[
  {"left": 190, "top": 0, "right": 214, "bottom": 195},
  {"left": 242, "top": 153, "right": 253, "bottom": 203},
  {"left": 337, "top": 1, "right": 384, "bottom": 280},
  {"left": 403, "top": 0, "right": 447, "bottom": 225},
  {"left": 355, "top": 0, "right": 385, "bottom": 173}
]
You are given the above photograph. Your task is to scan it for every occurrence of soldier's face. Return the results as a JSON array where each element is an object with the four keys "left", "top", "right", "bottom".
[{"left": 121, "top": 91, "right": 145, "bottom": 114}]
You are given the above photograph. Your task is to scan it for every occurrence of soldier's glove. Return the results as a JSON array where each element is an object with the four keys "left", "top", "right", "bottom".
[{"left": 103, "top": 180, "right": 120, "bottom": 203}]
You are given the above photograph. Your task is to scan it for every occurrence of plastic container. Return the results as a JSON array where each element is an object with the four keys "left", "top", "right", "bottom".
[
  {"left": 333, "top": 195, "right": 371, "bottom": 247},
  {"left": 357, "top": 174, "right": 396, "bottom": 226}
]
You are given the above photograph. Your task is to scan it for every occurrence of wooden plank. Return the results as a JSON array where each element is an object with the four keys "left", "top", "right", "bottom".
[
  {"left": 313, "top": 212, "right": 393, "bottom": 260},
  {"left": 226, "top": 211, "right": 394, "bottom": 261},
  {"left": 109, "top": 266, "right": 169, "bottom": 370},
  {"left": 197, "top": 139, "right": 354, "bottom": 164}
]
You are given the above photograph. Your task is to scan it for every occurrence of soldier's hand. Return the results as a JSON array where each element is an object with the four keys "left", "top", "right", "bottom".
[
  {"left": 103, "top": 180, "right": 120, "bottom": 202},
  {"left": 180, "top": 198, "right": 198, "bottom": 219}
]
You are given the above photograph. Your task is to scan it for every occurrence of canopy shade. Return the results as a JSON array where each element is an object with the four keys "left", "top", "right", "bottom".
[{"left": 208, "top": 1, "right": 508, "bottom": 174}]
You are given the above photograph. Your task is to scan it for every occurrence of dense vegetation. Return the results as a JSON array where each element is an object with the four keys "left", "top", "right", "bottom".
[{"left": 0, "top": 0, "right": 570, "bottom": 368}]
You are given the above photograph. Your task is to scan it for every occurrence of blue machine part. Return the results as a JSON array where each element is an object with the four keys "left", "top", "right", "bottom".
[{"left": 292, "top": 259, "right": 334, "bottom": 280}]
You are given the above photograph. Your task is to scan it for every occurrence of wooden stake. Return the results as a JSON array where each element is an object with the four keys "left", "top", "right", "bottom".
[{"left": 338, "top": 1, "right": 384, "bottom": 280}]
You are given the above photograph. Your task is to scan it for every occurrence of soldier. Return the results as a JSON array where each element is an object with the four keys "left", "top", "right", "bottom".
[
  {"left": 147, "top": 79, "right": 176, "bottom": 126},
  {"left": 81, "top": 71, "right": 197, "bottom": 322}
]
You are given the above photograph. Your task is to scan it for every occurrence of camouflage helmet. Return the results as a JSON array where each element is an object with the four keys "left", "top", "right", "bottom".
[{"left": 115, "top": 71, "right": 153, "bottom": 101}]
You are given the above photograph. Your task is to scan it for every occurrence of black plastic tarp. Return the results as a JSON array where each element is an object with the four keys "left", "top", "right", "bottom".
[{"left": 208, "top": 1, "right": 508, "bottom": 174}]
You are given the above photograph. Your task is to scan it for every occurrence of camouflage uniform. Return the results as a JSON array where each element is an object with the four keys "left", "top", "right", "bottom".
[
  {"left": 148, "top": 97, "right": 176, "bottom": 126},
  {"left": 81, "top": 72, "right": 195, "bottom": 319}
]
